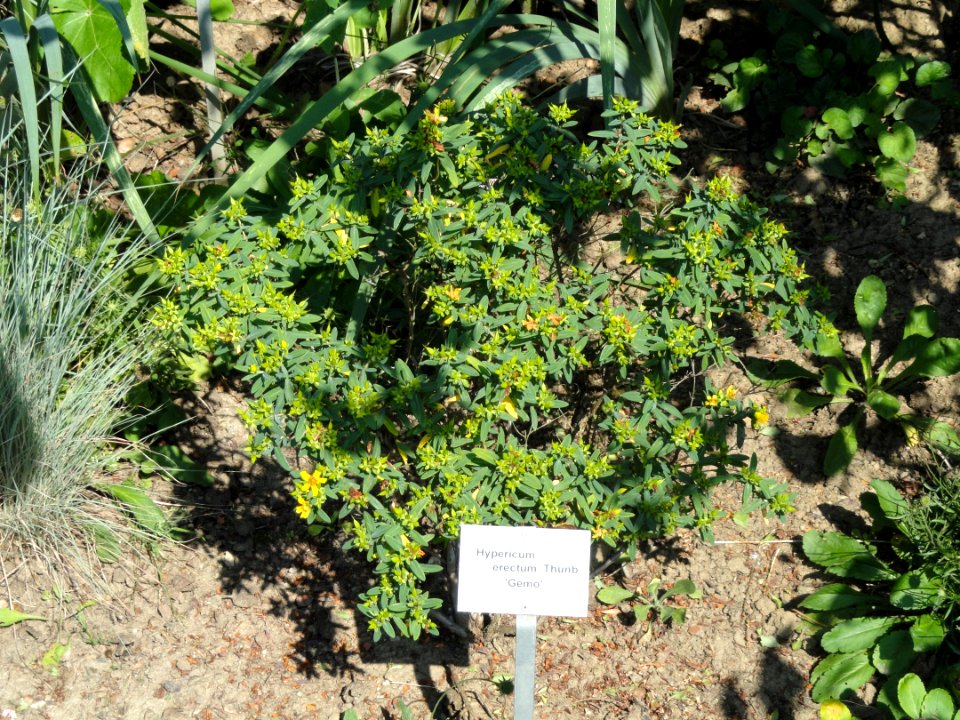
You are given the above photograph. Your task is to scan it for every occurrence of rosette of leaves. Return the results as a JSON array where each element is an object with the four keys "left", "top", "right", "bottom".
[
  {"left": 162, "top": 94, "right": 813, "bottom": 641},
  {"left": 747, "top": 274, "right": 960, "bottom": 476},
  {"left": 596, "top": 577, "right": 699, "bottom": 629},
  {"left": 801, "top": 479, "right": 960, "bottom": 714}
]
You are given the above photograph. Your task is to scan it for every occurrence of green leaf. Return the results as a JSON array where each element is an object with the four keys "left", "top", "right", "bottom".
[
  {"left": 855, "top": 275, "right": 887, "bottom": 340},
  {"left": 720, "top": 86, "right": 749, "bottom": 113},
  {"left": 825, "top": 423, "right": 858, "bottom": 477},
  {"left": 0, "top": 608, "right": 46, "bottom": 627},
  {"left": 471, "top": 448, "right": 500, "bottom": 466},
  {"left": 821, "top": 366, "right": 859, "bottom": 398},
  {"left": 899, "top": 673, "right": 926, "bottom": 718},
  {"left": 95, "top": 483, "right": 171, "bottom": 536},
  {"left": 909, "top": 614, "right": 946, "bottom": 652},
  {"left": 870, "top": 58, "right": 906, "bottom": 95},
  {"left": 921, "top": 689, "right": 956, "bottom": 720},
  {"left": 871, "top": 478, "right": 908, "bottom": 520},
  {"left": 597, "top": 0, "right": 615, "bottom": 115},
  {"left": 890, "top": 570, "right": 942, "bottom": 610},
  {"left": 738, "top": 56, "right": 768, "bottom": 85},
  {"left": 183, "top": 0, "right": 235, "bottom": 20},
  {"left": 796, "top": 45, "right": 826, "bottom": 77},
  {"left": 821, "top": 616, "right": 903, "bottom": 653},
  {"left": 815, "top": 328, "right": 845, "bottom": 359},
  {"left": 0, "top": 16, "right": 41, "bottom": 196},
  {"left": 802, "top": 531, "right": 897, "bottom": 581},
  {"left": 875, "top": 156, "right": 909, "bottom": 192},
  {"left": 759, "top": 633, "right": 780, "bottom": 648},
  {"left": 887, "top": 306, "right": 939, "bottom": 369},
  {"left": 92, "top": 524, "right": 122, "bottom": 563},
  {"left": 905, "top": 338, "right": 960, "bottom": 378},
  {"left": 915, "top": 61, "right": 951, "bottom": 87},
  {"left": 744, "top": 358, "right": 817, "bottom": 387},
  {"left": 352, "top": 88, "right": 406, "bottom": 129},
  {"left": 823, "top": 108, "right": 854, "bottom": 141},
  {"left": 871, "top": 629, "right": 916, "bottom": 677},
  {"left": 921, "top": 420, "right": 960, "bottom": 456},
  {"left": 398, "top": 700, "right": 416, "bottom": 720},
  {"left": 867, "top": 388, "right": 900, "bottom": 419},
  {"left": 847, "top": 28, "right": 881, "bottom": 64},
  {"left": 894, "top": 98, "right": 940, "bottom": 137},
  {"left": 800, "top": 583, "right": 884, "bottom": 612},
  {"left": 125, "top": 0, "right": 149, "bottom": 60},
  {"left": 878, "top": 122, "right": 917, "bottom": 163},
  {"left": 782, "top": 388, "right": 833, "bottom": 418},
  {"left": 50, "top": 0, "right": 136, "bottom": 102},
  {"left": 597, "top": 585, "right": 635, "bottom": 605},
  {"left": 41, "top": 641, "right": 70, "bottom": 676},
  {"left": 662, "top": 578, "right": 698, "bottom": 599},
  {"left": 633, "top": 604, "right": 653, "bottom": 623},
  {"left": 811, "top": 651, "right": 875, "bottom": 702},
  {"left": 903, "top": 305, "right": 939, "bottom": 340}
]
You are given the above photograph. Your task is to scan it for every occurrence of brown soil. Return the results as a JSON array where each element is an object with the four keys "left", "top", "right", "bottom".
[{"left": 2, "top": 1, "right": 960, "bottom": 719}]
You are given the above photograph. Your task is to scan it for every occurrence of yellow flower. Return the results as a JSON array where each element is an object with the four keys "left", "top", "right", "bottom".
[
  {"left": 295, "top": 495, "right": 311, "bottom": 519},
  {"left": 299, "top": 468, "right": 327, "bottom": 497},
  {"left": 752, "top": 405, "right": 770, "bottom": 428}
]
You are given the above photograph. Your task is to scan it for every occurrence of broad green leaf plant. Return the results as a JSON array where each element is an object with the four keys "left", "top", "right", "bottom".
[
  {"left": 748, "top": 275, "right": 960, "bottom": 476},
  {"left": 0, "top": 0, "right": 156, "bottom": 236},
  {"left": 706, "top": 2, "right": 957, "bottom": 192},
  {"left": 161, "top": 95, "right": 813, "bottom": 641},
  {"left": 801, "top": 478, "right": 960, "bottom": 715}
]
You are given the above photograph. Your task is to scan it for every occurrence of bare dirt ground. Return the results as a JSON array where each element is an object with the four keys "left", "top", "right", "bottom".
[{"left": 2, "top": 1, "right": 959, "bottom": 718}]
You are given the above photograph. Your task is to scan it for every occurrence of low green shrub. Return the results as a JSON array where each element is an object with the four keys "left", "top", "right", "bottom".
[{"left": 161, "top": 93, "right": 814, "bottom": 640}]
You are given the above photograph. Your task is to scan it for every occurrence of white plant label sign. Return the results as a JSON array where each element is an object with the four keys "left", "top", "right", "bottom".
[{"left": 456, "top": 524, "right": 591, "bottom": 617}]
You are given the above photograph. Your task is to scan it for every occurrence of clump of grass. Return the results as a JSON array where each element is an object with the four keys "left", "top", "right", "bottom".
[
  {"left": 900, "top": 468, "right": 960, "bottom": 624},
  {"left": 0, "top": 145, "right": 161, "bottom": 591}
]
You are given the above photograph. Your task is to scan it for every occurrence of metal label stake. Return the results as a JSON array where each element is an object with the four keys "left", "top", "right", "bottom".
[
  {"left": 455, "top": 525, "right": 591, "bottom": 719},
  {"left": 514, "top": 614, "right": 537, "bottom": 719}
]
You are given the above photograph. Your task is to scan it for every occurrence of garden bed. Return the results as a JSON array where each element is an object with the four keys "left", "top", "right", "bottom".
[{"left": 1, "top": 0, "right": 959, "bottom": 718}]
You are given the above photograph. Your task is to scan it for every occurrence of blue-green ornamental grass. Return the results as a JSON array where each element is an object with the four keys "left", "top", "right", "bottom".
[{"left": 160, "top": 94, "right": 815, "bottom": 641}]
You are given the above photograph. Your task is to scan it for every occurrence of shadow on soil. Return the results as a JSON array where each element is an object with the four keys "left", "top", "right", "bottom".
[
  {"left": 720, "top": 639, "right": 806, "bottom": 719},
  {"left": 168, "top": 382, "right": 468, "bottom": 717}
]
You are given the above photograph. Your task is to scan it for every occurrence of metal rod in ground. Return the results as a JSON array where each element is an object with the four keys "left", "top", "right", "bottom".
[{"left": 514, "top": 614, "right": 537, "bottom": 720}]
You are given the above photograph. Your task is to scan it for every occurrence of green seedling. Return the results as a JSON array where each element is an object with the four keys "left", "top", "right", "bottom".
[
  {"left": 748, "top": 274, "right": 960, "bottom": 475},
  {"left": 596, "top": 577, "right": 700, "bottom": 626},
  {"left": 41, "top": 641, "right": 70, "bottom": 677}
]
